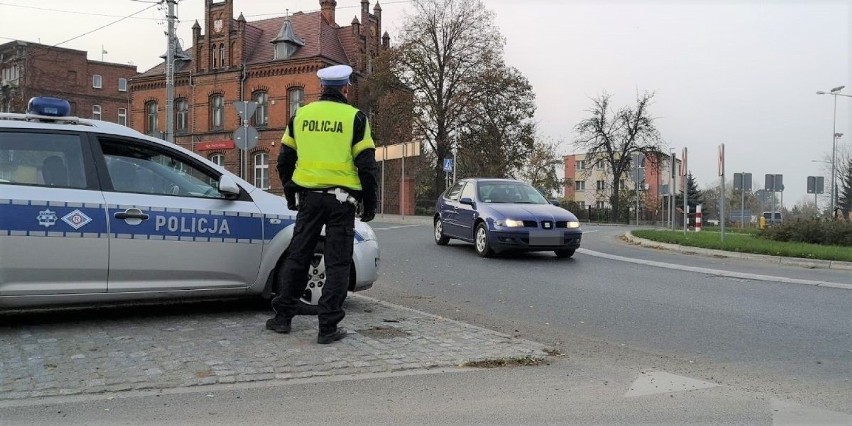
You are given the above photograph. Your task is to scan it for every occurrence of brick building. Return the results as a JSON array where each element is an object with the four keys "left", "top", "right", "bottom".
[
  {"left": 563, "top": 152, "right": 682, "bottom": 222},
  {"left": 129, "top": 0, "right": 407, "bottom": 200},
  {"left": 0, "top": 40, "right": 137, "bottom": 122}
]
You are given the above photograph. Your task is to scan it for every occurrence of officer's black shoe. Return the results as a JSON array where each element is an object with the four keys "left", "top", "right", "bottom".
[
  {"left": 317, "top": 327, "right": 347, "bottom": 344},
  {"left": 265, "top": 316, "right": 292, "bottom": 334}
]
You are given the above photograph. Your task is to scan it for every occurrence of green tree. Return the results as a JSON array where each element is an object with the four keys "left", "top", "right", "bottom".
[
  {"left": 676, "top": 173, "right": 704, "bottom": 208},
  {"left": 839, "top": 158, "right": 852, "bottom": 218},
  {"left": 456, "top": 64, "right": 536, "bottom": 179},
  {"left": 574, "top": 92, "right": 664, "bottom": 222},
  {"left": 517, "top": 138, "right": 567, "bottom": 197}
]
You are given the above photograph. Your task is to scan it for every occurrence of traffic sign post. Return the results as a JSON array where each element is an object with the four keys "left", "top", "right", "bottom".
[
  {"left": 733, "top": 172, "right": 752, "bottom": 228},
  {"left": 807, "top": 176, "right": 825, "bottom": 214},
  {"left": 233, "top": 101, "right": 258, "bottom": 181},
  {"left": 718, "top": 144, "right": 725, "bottom": 242},
  {"left": 443, "top": 158, "right": 453, "bottom": 189}
]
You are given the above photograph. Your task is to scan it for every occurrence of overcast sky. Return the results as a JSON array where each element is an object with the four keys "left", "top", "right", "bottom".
[{"left": 1, "top": 0, "right": 849, "bottom": 208}]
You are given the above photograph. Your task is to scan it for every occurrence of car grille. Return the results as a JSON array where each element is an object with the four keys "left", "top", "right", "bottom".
[
  {"left": 522, "top": 220, "right": 538, "bottom": 227},
  {"left": 555, "top": 221, "right": 568, "bottom": 228},
  {"left": 540, "top": 220, "right": 554, "bottom": 229}
]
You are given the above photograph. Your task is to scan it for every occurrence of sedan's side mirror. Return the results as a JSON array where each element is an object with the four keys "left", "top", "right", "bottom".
[
  {"left": 218, "top": 175, "right": 241, "bottom": 198},
  {"left": 459, "top": 197, "right": 475, "bottom": 206},
  {"left": 550, "top": 200, "right": 560, "bottom": 206}
]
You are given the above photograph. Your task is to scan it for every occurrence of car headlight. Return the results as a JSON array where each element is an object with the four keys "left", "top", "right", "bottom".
[
  {"left": 495, "top": 219, "right": 525, "bottom": 227},
  {"left": 566, "top": 221, "right": 580, "bottom": 228},
  {"left": 356, "top": 224, "right": 377, "bottom": 241}
]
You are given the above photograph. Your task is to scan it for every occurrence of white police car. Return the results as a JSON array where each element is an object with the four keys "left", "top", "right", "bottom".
[{"left": 0, "top": 97, "right": 380, "bottom": 310}]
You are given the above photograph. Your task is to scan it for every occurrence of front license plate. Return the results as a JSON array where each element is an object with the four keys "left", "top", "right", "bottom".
[{"left": 529, "top": 230, "right": 563, "bottom": 246}]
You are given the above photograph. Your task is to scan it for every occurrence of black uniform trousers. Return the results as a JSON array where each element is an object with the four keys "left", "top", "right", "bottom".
[{"left": 272, "top": 190, "right": 355, "bottom": 334}]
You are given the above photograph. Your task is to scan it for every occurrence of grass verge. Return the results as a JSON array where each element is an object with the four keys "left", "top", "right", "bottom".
[{"left": 631, "top": 229, "right": 852, "bottom": 262}]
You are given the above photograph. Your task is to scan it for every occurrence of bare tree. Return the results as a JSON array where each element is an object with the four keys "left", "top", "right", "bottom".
[
  {"left": 391, "top": 0, "right": 506, "bottom": 197},
  {"left": 574, "top": 92, "right": 664, "bottom": 221}
]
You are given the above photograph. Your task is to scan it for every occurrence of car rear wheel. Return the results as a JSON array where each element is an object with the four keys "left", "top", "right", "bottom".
[
  {"left": 474, "top": 223, "right": 493, "bottom": 258},
  {"left": 554, "top": 249, "right": 575, "bottom": 258},
  {"left": 434, "top": 217, "right": 450, "bottom": 245}
]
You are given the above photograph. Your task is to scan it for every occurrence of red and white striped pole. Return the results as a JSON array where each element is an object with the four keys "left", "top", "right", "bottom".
[{"left": 695, "top": 205, "right": 703, "bottom": 232}]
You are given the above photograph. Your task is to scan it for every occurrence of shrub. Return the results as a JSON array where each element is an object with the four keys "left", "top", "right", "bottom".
[{"left": 758, "top": 219, "right": 852, "bottom": 247}]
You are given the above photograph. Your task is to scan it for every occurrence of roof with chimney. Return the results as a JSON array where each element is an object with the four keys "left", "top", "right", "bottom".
[{"left": 138, "top": 10, "right": 358, "bottom": 77}]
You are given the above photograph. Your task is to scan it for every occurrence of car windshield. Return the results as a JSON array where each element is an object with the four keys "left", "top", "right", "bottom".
[{"left": 477, "top": 182, "right": 548, "bottom": 204}]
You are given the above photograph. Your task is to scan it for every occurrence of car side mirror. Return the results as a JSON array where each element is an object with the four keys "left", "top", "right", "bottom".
[
  {"left": 550, "top": 200, "right": 560, "bottom": 206},
  {"left": 218, "top": 175, "right": 241, "bottom": 198},
  {"left": 459, "top": 197, "right": 475, "bottom": 206}
]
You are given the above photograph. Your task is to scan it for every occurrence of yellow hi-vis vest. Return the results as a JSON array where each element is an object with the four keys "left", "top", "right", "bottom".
[{"left": 286, "top": 101, "right": 370, "bottom": 190}]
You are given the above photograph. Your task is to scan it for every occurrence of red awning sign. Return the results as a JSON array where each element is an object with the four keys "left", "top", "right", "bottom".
[{"left": 196, "top": 140, "right": 235, "bottom": 151}]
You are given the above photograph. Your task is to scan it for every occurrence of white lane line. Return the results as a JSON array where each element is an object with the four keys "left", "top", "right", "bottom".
[
  {"left": 581, "top": 229, "right": 599, "bottom": 233},
  {"left": 374, "top": 224, "right": 423, "bottom": 231},
  {"left": 577, "top": 248, "right": 852, "bottom": 290}
]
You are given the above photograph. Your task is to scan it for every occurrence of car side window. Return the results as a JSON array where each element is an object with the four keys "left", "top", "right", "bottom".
[
  {"left": 99, "top": 138, "right": 226, "bottom": 198},
  {"left": 460, "top": 182, "right": 476, "bottom": 201},
  {"left": 445, "top": 181, "right": 464, "bottom": 201},
  {"left": 0, "top": 132, "right": 87, "bottom": 189}
]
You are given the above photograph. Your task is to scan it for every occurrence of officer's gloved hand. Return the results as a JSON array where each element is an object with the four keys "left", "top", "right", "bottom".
[
  {"left": 284, "top": 193, "right": 298, "bottom": 211},
  {"left": 359, "top": 210, "right": 376, "bottom": 223}
]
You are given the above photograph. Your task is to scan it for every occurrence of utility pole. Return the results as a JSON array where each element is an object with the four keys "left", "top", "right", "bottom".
[{"left": 164, "top": 0, "right": 177, "bottom": 143}]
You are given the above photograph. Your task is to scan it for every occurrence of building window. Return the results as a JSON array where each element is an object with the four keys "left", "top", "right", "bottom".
[
  {"left": 619, "top": 180, "right": 627, "bottom": 190},
  {"left": 596, "top": 201, "right": 606, "bottom": 209},
  {"left": 575, "top": 160, "right": 585, "bottom": 170},
  {"left": 288, "top": 87, "right": 304, "bottom": 118},
  {"left": 209, "top": 153, "right": 225, "bottom": 167},
  {"left": 596, "top": 162, "right": 604, "bottom": 171},
  {"left": 252, "top": 91, "right": 268, "bottom": 127},
  {"left": 175, "top": 98, "right": 188, "bottom": 133},
  {"left": 210, "top": 95, "right": 224, "bottom": 130},
  {"left": 254, "top": 152, "right": 269, "bottom": 189},
  {"left": 145, "top": 101, "right": 158, "bottom": 136},
  {"left": 92, "top": 74, "right": 102, "bottom": 88},
  {"left": 219, "top": 44, "right": 225, "bottom": 68},
  {"left": 211, "top": 45, "right": 216, "bottom": 69},
  {"left": 575, "top": 180, "right": 585, "bottom": 191},
  {"left": 92, "top": 105, "right": 101, "bottom": 120},
  {"left": 118, "top": 78, "right": 127, "bottom": 92},
  {"left": 117, "top": 108, "right": 126, "bottom": 126},
  {"left": 596, "top": 180, "right": 606, "bottom": 191},
  {"left": 577, "top": 201, "right": 585, "bottom": 209}
]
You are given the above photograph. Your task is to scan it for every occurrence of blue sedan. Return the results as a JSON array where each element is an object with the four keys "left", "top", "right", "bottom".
[{"left": 433, "top": 178, "right": 582, "bottom": 258}]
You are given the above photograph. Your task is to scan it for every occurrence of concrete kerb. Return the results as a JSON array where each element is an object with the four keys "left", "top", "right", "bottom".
[
  {"left": 624, "top": 231, "right": 852, "bottom": 272},
  {"left": 374, "top": 214, "right": 433, "bottom": 226}
]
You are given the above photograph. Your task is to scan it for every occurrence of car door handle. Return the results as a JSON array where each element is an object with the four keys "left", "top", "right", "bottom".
[{"left": 114, "top": 209, "right": 149, "bottom": 220}]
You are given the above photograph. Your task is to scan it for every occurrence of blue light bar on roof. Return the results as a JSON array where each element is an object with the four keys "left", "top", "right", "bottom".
[{"left": 27, "top": 97, "right": 71, "bottom": 117}]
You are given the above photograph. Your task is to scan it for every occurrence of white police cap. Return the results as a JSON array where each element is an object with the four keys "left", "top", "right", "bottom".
[{"left": 317, "top": 64, "right": 353, "bottom": 87}]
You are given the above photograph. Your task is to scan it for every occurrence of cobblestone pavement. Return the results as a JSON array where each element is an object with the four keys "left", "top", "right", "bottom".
[{"left": 0, "top": 295, "right": 548, "bottom": 400}]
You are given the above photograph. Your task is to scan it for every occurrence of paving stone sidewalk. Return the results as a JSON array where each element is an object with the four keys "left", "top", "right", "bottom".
[{"left": 0, "top": 295, "right": 548, "bottom": 400}]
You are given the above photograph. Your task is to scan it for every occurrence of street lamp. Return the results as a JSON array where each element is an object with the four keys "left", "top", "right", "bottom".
[{"left": 816, "top": 85, "right": 846, "bottom": 214}]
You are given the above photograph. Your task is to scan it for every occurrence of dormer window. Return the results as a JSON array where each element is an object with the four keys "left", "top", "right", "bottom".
[
  {"left": 271, "top": 14, "right": 304, "bottom": 60},
  {"left": 274, "top": 44, "right": 297, "bottom": 60}
]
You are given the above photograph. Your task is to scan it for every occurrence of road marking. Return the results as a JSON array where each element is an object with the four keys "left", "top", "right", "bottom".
[
  {"left": 374, "top": 224, "right": 423, "bottom": 231},
  {"left": 578, "top": 248, "right": 852, "bottom": 290},
  {"left": 624, "top": 371, "right": 718, "bottom": 397},
  {"left": 771, "top": 399, "right": 852, "bottom": 425}
]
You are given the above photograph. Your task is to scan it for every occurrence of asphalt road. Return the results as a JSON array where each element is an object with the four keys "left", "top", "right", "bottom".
[{"left": 366, "top": 221, "right": 852, "bottom": 412}]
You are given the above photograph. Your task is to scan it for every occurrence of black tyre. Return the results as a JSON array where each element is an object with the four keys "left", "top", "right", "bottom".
[
  {"left": 474, "top": 223, "right": 493, "bottom": 258},
  {"left": 554, "top": 249, "right": 575, "bottom": 258},
  {"left": 434, "top": 217, "right": 450, "bottom": 245}
]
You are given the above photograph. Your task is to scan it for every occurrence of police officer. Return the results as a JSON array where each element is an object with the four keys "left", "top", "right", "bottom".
[{"left": 267, "top": 64, "right": 378, "bottom": 344}]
